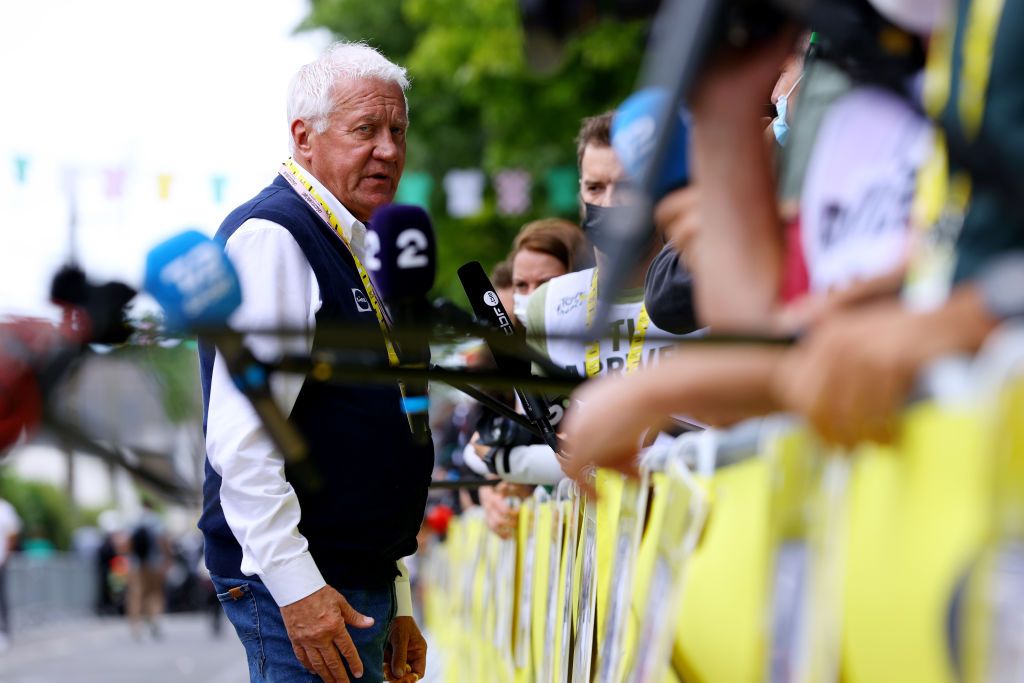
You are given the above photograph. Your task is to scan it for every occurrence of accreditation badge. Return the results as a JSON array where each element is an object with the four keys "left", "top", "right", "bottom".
[
  {"left": 598, "top": 471, "right": 651, "bottom": 683},
  {"left": 514, "top": 494, "right": 536, "bottom": 670},
  {"left": 627, "top": 456, "right": 709, "bottom": 683},
  {"left": 572, "top": 471, "right": 600, "bottom": 683},
  {"left": 554, "top": 482, "right": 580, "bottom": 683},
  {"left": 903, "top": 171, "right": 971, "bottom": 312},
  {"left": 495, "top": 497, "right": 519, "bottom": 664},
  {"left": 539, "top": 487, "right": 565, "bottom": 681}
]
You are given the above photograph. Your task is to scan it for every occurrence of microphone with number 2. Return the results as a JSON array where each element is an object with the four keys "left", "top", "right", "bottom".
[{"left": 366, "top": 204, "right": 437, "bottom": 445}]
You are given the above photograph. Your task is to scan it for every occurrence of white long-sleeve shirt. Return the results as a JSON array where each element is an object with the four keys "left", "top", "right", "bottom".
[
  {"left": 204, "top": 166, "right": 412, "bottom": 613},
  {"left": 462, "top": 442, "right": 566, "bottom": 486}
]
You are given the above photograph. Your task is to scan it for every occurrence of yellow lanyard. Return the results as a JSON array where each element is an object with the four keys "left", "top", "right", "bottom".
[
  {"left": 278, "top": 158, "right": 400, "bottom": 366},
  {"left": 916, "top": 0, "right": 1003, "bottom": 220},
  {"left": 906, "top": 0, "right": 1004, "bottom": 307},
  {"left": 584, "top": 268, "right": 651, "bottom": 378},
  {"left": 959, "top": 0, "right": 1005, "bottom": 139}
]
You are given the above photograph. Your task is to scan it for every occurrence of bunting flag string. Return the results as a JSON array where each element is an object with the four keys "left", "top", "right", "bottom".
[{"left": 3, "top": 154, "right": 582, "bottom": 219}]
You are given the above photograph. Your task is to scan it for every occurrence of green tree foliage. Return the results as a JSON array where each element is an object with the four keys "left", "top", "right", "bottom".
[
  {"left": 299, "top": 0, "right": 648, "bottom": 300},
  {"left": 0, "top": 471, "right": 76, "bottom": 550},
  {"left": 117, "top": 329, "right": 202, "bottom": 425}
]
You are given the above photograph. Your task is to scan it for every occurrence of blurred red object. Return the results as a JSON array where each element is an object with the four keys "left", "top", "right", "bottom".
[
  {"left": 425, "top": 504, "right": 455, "bottom": 536},
  {"left": 0, "top": 318, "right": 71, "bottom": 454}
]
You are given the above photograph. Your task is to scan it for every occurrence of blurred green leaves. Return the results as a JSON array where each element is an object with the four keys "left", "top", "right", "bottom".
[{"left": 300, "top": 0, "right": 649, "bottom": 302}]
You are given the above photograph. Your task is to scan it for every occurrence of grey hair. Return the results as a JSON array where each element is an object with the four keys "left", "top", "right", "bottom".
[{"left": 287, "top": 41, "right": 410, "bottom": 150}]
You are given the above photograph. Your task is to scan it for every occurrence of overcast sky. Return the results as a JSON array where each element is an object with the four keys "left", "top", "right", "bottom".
[{"left": 0, "top": 0, "right": 330, "bottom": 317}]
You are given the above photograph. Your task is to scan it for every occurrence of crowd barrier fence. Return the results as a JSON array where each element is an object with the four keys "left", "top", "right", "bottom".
[{"left": 422, "top": 327, "right": 1024, "bottom": 683}]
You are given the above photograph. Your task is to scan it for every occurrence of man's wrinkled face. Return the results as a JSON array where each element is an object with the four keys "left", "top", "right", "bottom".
[
  {"left": 579, "top": 143, "right": 625, "bottom": 208},
  {"left": 305, "top": 78, "right": 408, "bottom": 221}
]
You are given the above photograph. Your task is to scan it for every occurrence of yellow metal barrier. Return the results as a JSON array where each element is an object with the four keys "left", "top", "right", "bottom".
[{"left": 421, "top": 344, "right": 1024, "bottom": 683}]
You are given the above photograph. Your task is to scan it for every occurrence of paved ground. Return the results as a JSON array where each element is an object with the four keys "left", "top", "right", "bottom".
[
  {"left": 0, "top": 613, "right": 445, "bottom": 683},
  {"left": 0, "top": 613, "right": 248, "bottom": 683}
]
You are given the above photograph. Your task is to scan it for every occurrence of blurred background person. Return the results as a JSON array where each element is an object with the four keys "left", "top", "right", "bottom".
[
  {"left": 491, "top": 259, "right": 515, "bottom": 323},
  {"left": 0, "top": 494, "right": 21, "bottom": 652},
  {"left": 126, "top": 498, "right": 170, "bottom": 640},
  {"left": 472, "top": 217, "right": 588, "bottom": 537},
  {"left": 510, "top": 217, "right": 593, "bottom": 320}
]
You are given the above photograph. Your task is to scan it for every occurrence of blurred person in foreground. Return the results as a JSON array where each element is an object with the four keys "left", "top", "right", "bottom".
[
  {"left": 773, "top": 0, "right": 1024, "bottom": 444},
  {"left": 126, "top": 498, "right": 171, "bottom": 640},
  {"left": 645, "top": 34, "right": 810, "bottom": 335},
  {"left": 0, "top": 495, "right": 20, "bottom": 652},
  {"left": 562, "top": 0, "right": 1022, "bottom": 477},
  {"left": 200, "top": 42, "right": 431, "bottom": 683}
]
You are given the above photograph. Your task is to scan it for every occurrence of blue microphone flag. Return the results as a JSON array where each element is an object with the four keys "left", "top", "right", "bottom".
[
  {"left": 612, "top": 87, "right": 690, "bottom": 198},
  {"left": 144, "top": 230, "right": 242, "bottom": 331}
]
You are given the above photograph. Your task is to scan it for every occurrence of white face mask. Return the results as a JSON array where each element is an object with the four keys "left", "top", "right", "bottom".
[
  {"left": 869, "top": 0, "right": 950, "bottom": 34},
  {"left": 513, "top": 292, "right": 530, "bottom": 322}
]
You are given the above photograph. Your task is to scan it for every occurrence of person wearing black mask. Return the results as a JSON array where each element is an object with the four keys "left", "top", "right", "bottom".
[
  {"left": 463, "top": 113, "right": 702, "bottom": 495},
  {"left": 522, "top": 112, "right": 699, "bottom": 381}
]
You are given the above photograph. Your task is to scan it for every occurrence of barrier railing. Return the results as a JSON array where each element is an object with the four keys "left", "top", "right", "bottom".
[
  {"left": 421, "top": 326, "right": 1024, "bottom": 683},
  {"left": 5, "top": 552, "right": 98, "bottom": 632}
]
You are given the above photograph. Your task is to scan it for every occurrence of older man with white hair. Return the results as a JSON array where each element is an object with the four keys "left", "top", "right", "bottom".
[{"left": 198, "top": 42, "right": 432, "bottom": 683}]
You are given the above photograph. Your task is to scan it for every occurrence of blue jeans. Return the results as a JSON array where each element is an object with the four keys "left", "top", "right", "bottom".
[{"left": 211, "top": 574, "right": 395, "bottom": 683}]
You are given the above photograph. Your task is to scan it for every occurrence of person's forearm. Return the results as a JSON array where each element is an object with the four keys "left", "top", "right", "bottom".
[
  {"left": 394, "top": 559, "right": 413, "bottom": 617},
  {"left": 497, "top": 444, "right": 566, "bottom": 486},
  {"left": 690, "top": 115, "right": 782, "bottom": 331},
  {"left": 914, "top": 284, "right": 998, "bottom": 364},
  {"left": 633, "top": 345, "right": 785, "bottom": 426},
  {"left": 462, "top": 440, "right": 491, "bottom": 477}
]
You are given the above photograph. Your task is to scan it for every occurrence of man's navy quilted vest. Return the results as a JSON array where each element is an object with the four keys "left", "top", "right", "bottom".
[{"left": 198, "top": 175, "right": 433, "bottom": 589}]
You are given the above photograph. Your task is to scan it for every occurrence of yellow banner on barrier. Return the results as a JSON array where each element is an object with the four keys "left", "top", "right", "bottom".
[{"left": 420, "top": 361, "right": 1024, "bottom": 683}]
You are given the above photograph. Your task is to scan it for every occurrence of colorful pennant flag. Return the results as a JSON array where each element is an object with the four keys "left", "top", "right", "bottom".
[
  {"left": 545, "top": 165, "right": 579, "bottom": 214},
  {"left": 13, "top": 156, "right": 29, "bottom": 184},
  {"left": 494, "top": 169, "right": 532, "bottom": 216},
  {"left": 395, "top": 171, "right": 434, "bottom": 209},
  {"left": 443, "top": 169, "right": 486, "bottom": 218},
  {"left": 211, "top": 174, "right": 227, "bottom": 203},
  {"left": 157, "top": 173, "right": 173, "bottom": 200},
  {"left": 104, "top": 168, "right": 127, "bottom": 200}
]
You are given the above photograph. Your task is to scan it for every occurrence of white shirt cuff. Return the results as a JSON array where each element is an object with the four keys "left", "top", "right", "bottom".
[
  {"left": 395, "top": 559, "right": 413, "bottom": 617},
  {"left": 259, "top": 551, "right": 327, "bottom": 607}
]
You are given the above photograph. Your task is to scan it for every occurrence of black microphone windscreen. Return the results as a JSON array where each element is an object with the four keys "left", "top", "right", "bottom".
[
  {"left": 367, "top": 204, "right": 437, "bottom": 302},
  {"left": 457, "top": 261, "right": 529, "bottom": 377}
]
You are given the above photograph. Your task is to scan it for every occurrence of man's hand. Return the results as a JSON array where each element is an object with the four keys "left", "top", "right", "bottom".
[
  {"left": 773, "top": 301, "right": 930, "bottom": 447},
  {"left": 560, "top": 375, "right": 658, "bottom": 489},
  {"left": 561, "top": 347, "right": 787, "bottom": 489},
  {"left": 654, "top": 186, "right": 700, "bottom": 267},
  {"left": 280, "top": 585, "right": 374, "bottom": 682},
  {"left": 774, "top": 289, "right": 997, "bottom": 448},
  {"left": 479, "top": 482, "right": 532, "bottom": 538},
  {"left": 384, "top": 616, "right": 427, "bottom": 682}
]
